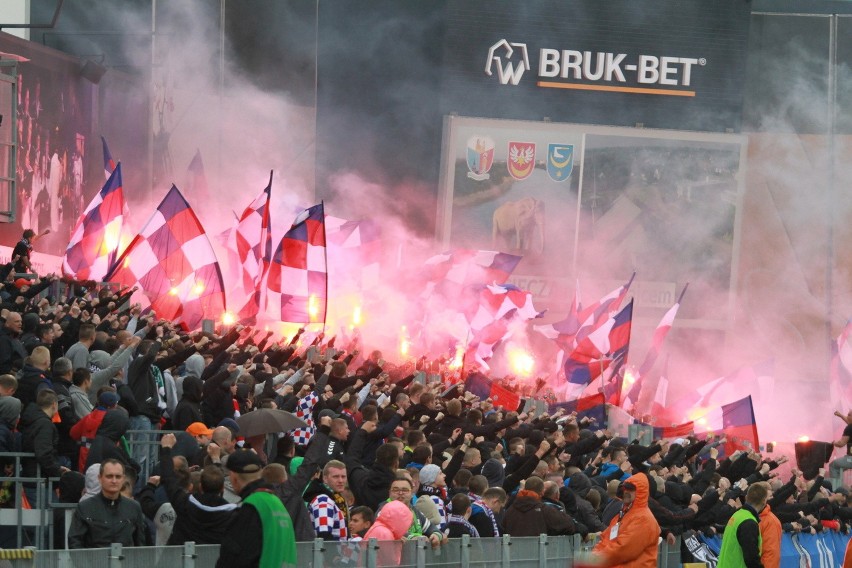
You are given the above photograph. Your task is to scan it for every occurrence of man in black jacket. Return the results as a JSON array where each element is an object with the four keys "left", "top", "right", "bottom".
[
  {"left": 346, "top": 436, "right": 399, "bottom": 512},
  {"left": 50, "top": 356, "right": 79, "bottom": 468},
  {"left": 0, "top": 311, "right": 26, "bottom": 375},
  {"left": 157, "top": 433, "right": 237, "bottom": 545},
  {"left": 20, "top": 389, "right": 69, "bottom": 505},
  {"left": 68, "top": 459, "right": 149, "bottom": 548}
]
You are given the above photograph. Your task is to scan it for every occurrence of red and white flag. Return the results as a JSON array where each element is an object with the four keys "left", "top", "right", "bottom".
[
  {"left": 104, "top": 185, "right": 226, "bottom": 330},
  {"left": 226, "top": 173, "right": 273, "bottom": 321},
  {"left": 62, "top": 163, "right": 125, "bottom": 282},
  {"left": 261, "top": 203, "right": 327, "bottom": 324}
]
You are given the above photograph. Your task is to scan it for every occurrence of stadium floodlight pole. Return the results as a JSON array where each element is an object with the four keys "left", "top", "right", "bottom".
[{"left": 826, "top": 15, "right": 837, "bottom": 386}]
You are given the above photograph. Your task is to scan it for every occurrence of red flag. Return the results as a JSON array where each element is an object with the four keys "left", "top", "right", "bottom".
[
  {"left": 227, "top": 173, "right": 273, "bottom": 321},
  {"left": 62, "top": 164, "right": 125, "bottom": 281},
  {"left": 261, "top": 203, "right": 327, "bottom": 324},
  {"left": 104, "top": 185, "right": 226, "bottom": 329}
]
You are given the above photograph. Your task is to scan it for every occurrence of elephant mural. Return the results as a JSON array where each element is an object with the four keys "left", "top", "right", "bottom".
[{"left": 491, "top": 197, "right": 545, "bottom": 253}]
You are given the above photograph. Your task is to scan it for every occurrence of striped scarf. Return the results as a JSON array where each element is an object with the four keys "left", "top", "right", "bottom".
[
  {"left": 469, "top": 492, "right": 499, "bottom": 536},
  {"left": 447, "top": 514, "right": 480, "bottom": 537}
]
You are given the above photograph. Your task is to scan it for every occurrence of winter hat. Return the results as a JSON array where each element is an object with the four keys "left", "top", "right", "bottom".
[
  {"left": 289, "top": 456, "right": 304, "bottom": 477},
  {"left": 0, "top": 396, "right": 22, "bottom": 426},
  {"left": 419, "top": 464, "right": 441, "bottom": 486},
  {"left": 627, "top": 443, "right": 662, "bottom": 468},
  {"left": 481, "top": 459, "right": 506, "bottom": 488}
]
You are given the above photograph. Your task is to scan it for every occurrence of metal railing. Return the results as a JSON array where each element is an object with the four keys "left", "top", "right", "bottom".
[{"left": 0, "top": 535, "right": 682, "bottom": 568}]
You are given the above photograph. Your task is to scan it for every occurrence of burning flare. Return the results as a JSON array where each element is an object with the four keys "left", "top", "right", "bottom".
[
  {"left": 508, "top": 346, "right": 535, "bottom": 377},
  {"left": 308, "top": 294, "right": 319, "bottom": 321}
]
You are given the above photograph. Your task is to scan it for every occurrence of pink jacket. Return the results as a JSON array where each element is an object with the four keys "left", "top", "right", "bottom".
[{"left": 363, "top": 501, "right": 412, "bottom": 566}]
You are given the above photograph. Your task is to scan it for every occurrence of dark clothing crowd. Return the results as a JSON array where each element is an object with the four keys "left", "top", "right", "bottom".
[{"left": 0, "top": 266, "right": 851, "bottom": 568}]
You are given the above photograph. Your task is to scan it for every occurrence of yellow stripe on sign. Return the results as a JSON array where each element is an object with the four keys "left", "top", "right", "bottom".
[{"left": 537, "top": 81, "right": 696, "bottom": 97}]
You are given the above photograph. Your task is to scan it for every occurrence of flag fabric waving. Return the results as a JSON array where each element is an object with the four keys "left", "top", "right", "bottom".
[
  {"left": 226, "top": 173, "right": 273, "bottom": 321},
  {"left": 667, "top": 360, "right": 774, "bottom": 420},
  {"left": 326, "top": 217, "right": 382, "bottom": 290},
  {"left": 602, "top": 300, "right": 633, "bottom": 406},
  {"left": 534, "top": 284, "right": 582, "bottom": 348},
  {"left": 261, "top": 203, "right": 327, "bottom": 324},
  {"left": 574, "top": 273, "right": 635, "bottom": 344},
  {"left": 62, "top": 163, "right": 126, "bottom": 282},
  {"left": 104, "top": 184, "right": 226, "bottom": 330},
  {"left": 101, "top": 136, "right": 116, "bottom": 179},
  {"left": 550, "top": 393, "right": 607, "bottom": 426},
  {"left": 423, "top": 250, "right": 522, "bottom": 298},
  {"left": 637, "top": 285, "right": 688, "bottom": 378},
  {"left": 652, "top": 420, "right": 695, "bottom": 440},
  {"left": 690, "top": 395, "right": 759, "bottom": 454},
  {"left": 464, "top": 372, "right": 521, "bottom": 412}
]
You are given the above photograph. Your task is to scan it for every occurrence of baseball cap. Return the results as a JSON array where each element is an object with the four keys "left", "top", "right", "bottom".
[
  {"left": 227, "top": 449, "right": 264, "bottom": 474},
  {"left": 98, "top": 391, "right": 119, "bottom": 408},
  {"left": 186, "top": 422, "right": 213, "bottom": 438},
  {"left": 318, "top": 409, "right": 339, "bottom": 420},
  {"left": 218, "top": 417, "right": 240, "bottom": 434}
]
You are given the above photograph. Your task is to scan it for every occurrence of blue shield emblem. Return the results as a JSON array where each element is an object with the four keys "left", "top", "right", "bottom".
[{"left": 546, "top": 144, "right": 574, "bottom": 182}]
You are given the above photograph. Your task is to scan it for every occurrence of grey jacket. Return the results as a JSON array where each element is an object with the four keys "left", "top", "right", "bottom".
[{"left": 69, "top": 384, "right": 93, "bottom": 420}]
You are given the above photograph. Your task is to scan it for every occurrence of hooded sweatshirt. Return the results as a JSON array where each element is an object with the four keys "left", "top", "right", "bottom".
[
  {"left": 593, "top": 473, "right": 661, "bottom": 568},
  {"left": 172, "top": 375, "right": 204, "bottom": 431},
  {"left": 85, "top": 409, "right": 132, "bottom": 471},
  {"left": 363, "top": 500, "right": 412, "bottom": 566}
]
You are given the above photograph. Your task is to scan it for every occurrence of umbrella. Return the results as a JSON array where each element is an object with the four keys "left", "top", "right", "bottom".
[{"left": 236, "top": 409, "right": 307, "bottom": 438}]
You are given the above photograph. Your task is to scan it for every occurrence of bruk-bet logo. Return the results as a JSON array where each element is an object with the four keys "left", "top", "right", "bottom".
[{"left": 485, "top": 39, "right": 530, "bottom": 86}]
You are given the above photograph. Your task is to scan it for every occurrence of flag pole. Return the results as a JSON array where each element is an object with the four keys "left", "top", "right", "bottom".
[{"left": 321, "top": 200, "right": 328, "bottom": 336}]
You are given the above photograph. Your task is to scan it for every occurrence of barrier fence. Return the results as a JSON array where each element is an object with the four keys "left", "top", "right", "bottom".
[{"left": 0, "top": 535, "right": 682, "bottom": 568}]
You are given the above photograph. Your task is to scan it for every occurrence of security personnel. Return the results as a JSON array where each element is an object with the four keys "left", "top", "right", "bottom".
[
  {"left": 717, "top": 482, "right": 768, "bottom": 568},
  {"left": 216, "top": 450, "right": 296, "bottom": 568}
]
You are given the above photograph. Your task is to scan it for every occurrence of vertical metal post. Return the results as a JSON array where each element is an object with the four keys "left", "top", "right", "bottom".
[
  {"left": 312, "top": 537, "right": 324, "bottom": 568},
  {"left": 538, "top": 534, "right": 548, "bottom": 568},
  {"left": 826, "top": 13, "right": 838, "bottom": 379},
  {"left": 182, "top": 541, "right": 196, "bottom": 568},
  {"left": 460, "top": 534, "right": 471, "bottom": 567},
  {"left": 501, "top": 534, "right": 511, "bottom": 568},
  {"left": 366, "top": 538, "right": 378, "bottom": 568},
  {"left": 109, "top": 543, "right": 124, "bottom": 568},
  {"left": 416, "top": 536, "right": 427, "bottom": 568}
]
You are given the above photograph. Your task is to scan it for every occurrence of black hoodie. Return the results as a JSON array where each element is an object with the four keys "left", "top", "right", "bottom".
[
  {"left": 20, "top": 402, "right": 62, "bottom": 480},
  {"left": 172, "top": 375, "right": 203, "bottom": 431},
  {"left": 157, "top": 446, "right": 237, "bottom": 545},
  {"left": 85, "top": 409, "right": 136, "bottom": 473}
]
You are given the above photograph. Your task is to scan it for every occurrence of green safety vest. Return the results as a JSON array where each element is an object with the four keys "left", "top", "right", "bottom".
[
  {"left": 244, "top": 490, "right": 297, "bottom": 568},
  {"left": 717, "top": 508, "right": 762, "bottom": 568}
]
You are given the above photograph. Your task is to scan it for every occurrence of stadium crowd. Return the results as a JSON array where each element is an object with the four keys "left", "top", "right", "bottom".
[{"left": 0, "top": 262, "right": 851, "bottom": 568}]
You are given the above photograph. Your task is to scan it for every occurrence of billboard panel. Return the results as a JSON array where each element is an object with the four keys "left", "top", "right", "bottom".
[
  {"left": 438, "top": 116, "right": 747, "bottom": 324},
  {"left": 440, "top": 0, "right": 751, "bottom": 133}
]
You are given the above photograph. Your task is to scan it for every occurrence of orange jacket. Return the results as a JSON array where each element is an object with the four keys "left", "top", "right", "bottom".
[
  {"left": 593, "top": 473, "right": 661, "bottom": 568},
  {"left": 758, "top": 504, "right": 781, "bottom": 568}
]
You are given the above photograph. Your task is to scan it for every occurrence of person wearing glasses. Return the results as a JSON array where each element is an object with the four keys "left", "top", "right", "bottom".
[{"left": 381, "top": 473, "right": 445, "bottom": 549}]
